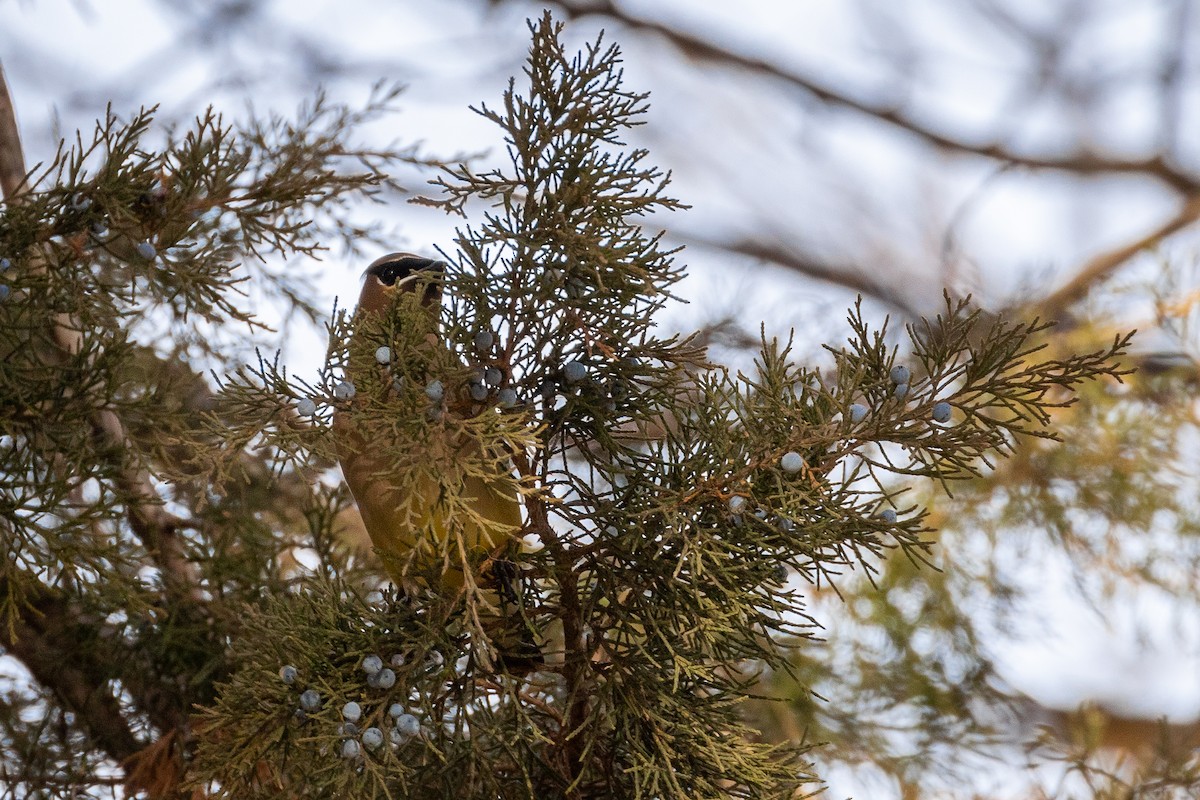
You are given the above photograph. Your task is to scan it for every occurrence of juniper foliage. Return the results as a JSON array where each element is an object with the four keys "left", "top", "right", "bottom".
[
  {"left": 0, "top": 13, "right": 1130, "bottom": 800},
  {"left": 0, "top": 78, "right": 422, "bottom": 798}
]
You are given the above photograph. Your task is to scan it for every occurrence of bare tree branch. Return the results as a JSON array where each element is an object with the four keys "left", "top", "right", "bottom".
[
  {"left": 0, "top": 62, "right": 29, "bottom": 200},
  {"left": 0, "top": 579, "right": 142, "bottom": 765},
  {"left": 1040, "top": 194, "right": 1200, "bottom": 318},
  {"left": 674, "top": 232, "right": 922, "bottom": 317},
  {"left": 546, "top": 2, "right": 1200, "bottom": 318},
  {"left": 555, "top": 0, "right": 1200, "bottom": 195}
]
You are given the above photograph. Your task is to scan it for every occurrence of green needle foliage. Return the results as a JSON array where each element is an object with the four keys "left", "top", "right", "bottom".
[{"left": 0, "top": 12, "right": 1130, "bottom": 800}]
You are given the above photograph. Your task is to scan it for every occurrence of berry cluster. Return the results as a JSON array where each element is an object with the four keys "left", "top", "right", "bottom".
[
  {"left": 62, "top": 187, "right": 166, "bottom": 261},
  {"left": 718, "top": 360, "right": 951, "bottom": 552},
  {"left": 534, "top": 353, "right": 641, "bottom": 423},
  {"left": 462, "top": 327, "right": 516, "bottom": 409},
  {"left": 279, "top": 654, "right": 426, "bottom": 761},
  {"left": 842, "top": 363, "right": 952, "bottom": 426}
]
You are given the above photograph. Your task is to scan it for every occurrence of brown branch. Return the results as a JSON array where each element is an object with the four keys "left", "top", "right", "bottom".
[
  {"left": 0, "top": 578, "right": 142, "bottom": 764},
  {"left": 0, "top": 575, "right": 189, "bottom": 797},
  {"left": 510, "top": 449, "right": 588, "bottom": 796},
  {"left": 0, "top": 61, "right": 205, "bottom": 605},
  {"left": 91, "top": 408, "right": 206, "bottom": 602},
  {"left": 556, "top": 1, "right": 1200, "bottom": 194},
  {"left": 675, "top": 232, "right": 923, "bottom": 317},
  {"left": 1012, "top": 692, "right": 1200, "bottom": 765},
  {"left": 0, "top": 55, "right": 201, "bottom": 794},
  {"left": 1039, "top": 194, "right": 1200, "bottom": 318},
  {"left": 0, "top": 61, "right": 29, "bottom": 201}
]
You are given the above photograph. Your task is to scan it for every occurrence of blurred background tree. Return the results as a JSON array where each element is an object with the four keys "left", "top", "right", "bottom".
[{"left": 1, "top": 1, "right": 1198, "bottom": 798}]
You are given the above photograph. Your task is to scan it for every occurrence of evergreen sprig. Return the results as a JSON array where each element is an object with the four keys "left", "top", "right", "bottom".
[{"left": 0, "top": 73, "right": 426, "bottom": 797}]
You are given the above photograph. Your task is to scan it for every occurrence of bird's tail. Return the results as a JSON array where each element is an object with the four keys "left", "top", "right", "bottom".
[{"left": 479, "top": 555, "right": 544, "bottom": 675}]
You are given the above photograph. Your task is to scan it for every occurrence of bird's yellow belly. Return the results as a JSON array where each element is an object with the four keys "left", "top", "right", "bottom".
[{"left": 335, "top": 420, "right": 522, "bottom": 593}]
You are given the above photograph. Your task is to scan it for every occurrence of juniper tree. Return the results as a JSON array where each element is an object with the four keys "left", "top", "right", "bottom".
[{"left": 0, "top": 14, "right": 1130, "bottom": 800}]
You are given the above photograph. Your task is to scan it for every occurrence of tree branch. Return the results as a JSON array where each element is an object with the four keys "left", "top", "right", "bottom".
[
  {"left": 0, "top": 578, "right": 142, "bottom": 765},
  {"left": 549, "top": 3, "right": 1200, "bottom": 319},
  {"left": 0, "top": 61, "right": 28, "bottom": 201},
  {"left": 0, "top": 55, "right": 202, "bottom": 794},
  {"left": 1039, "top": 194, "right": 1200, "bottom": 318},
  {"left": 674, "top": 232, "right": 923, "bottom": 317},
  {"left": 556, "top": 1, "right": 1200, "bottom": 194},
  {"left": 0, "top": 61, "right": 205, "bottom": 606}
]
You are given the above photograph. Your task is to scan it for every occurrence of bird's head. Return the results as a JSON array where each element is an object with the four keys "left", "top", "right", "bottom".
[{"left": 359, "top": 252, "right": 445, "bottom": 315}]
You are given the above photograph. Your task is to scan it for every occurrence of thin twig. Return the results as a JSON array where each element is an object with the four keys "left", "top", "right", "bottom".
[
  {"left": 676, "top": 232, "right": 922, "bottom": 317},
  {"left": 510, "top": 448, "right": 588, "bottom": 796},
  {"left": 556, "top": 1, "right": 1200, "bottom": 195},
  {"left": 1039, "top": 194, "right": 1200, "bottom": 318}
]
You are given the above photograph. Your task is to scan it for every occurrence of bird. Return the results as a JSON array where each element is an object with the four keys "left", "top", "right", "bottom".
[
  {"left": 333, "top": 252, "right": 524, "bottom": 591},
  {"left": 332, "top": 253, "right": 537, "bottom": 668}
]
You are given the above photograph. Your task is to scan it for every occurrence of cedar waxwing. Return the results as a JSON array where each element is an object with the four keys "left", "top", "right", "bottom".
[{"left": 333, "top": 253, "right": 525, "bottom": 599}]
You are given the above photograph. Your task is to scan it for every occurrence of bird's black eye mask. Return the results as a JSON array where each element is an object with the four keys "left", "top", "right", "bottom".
[{"left": 368, "top": 256, "right": 445, "bottom": 288}]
